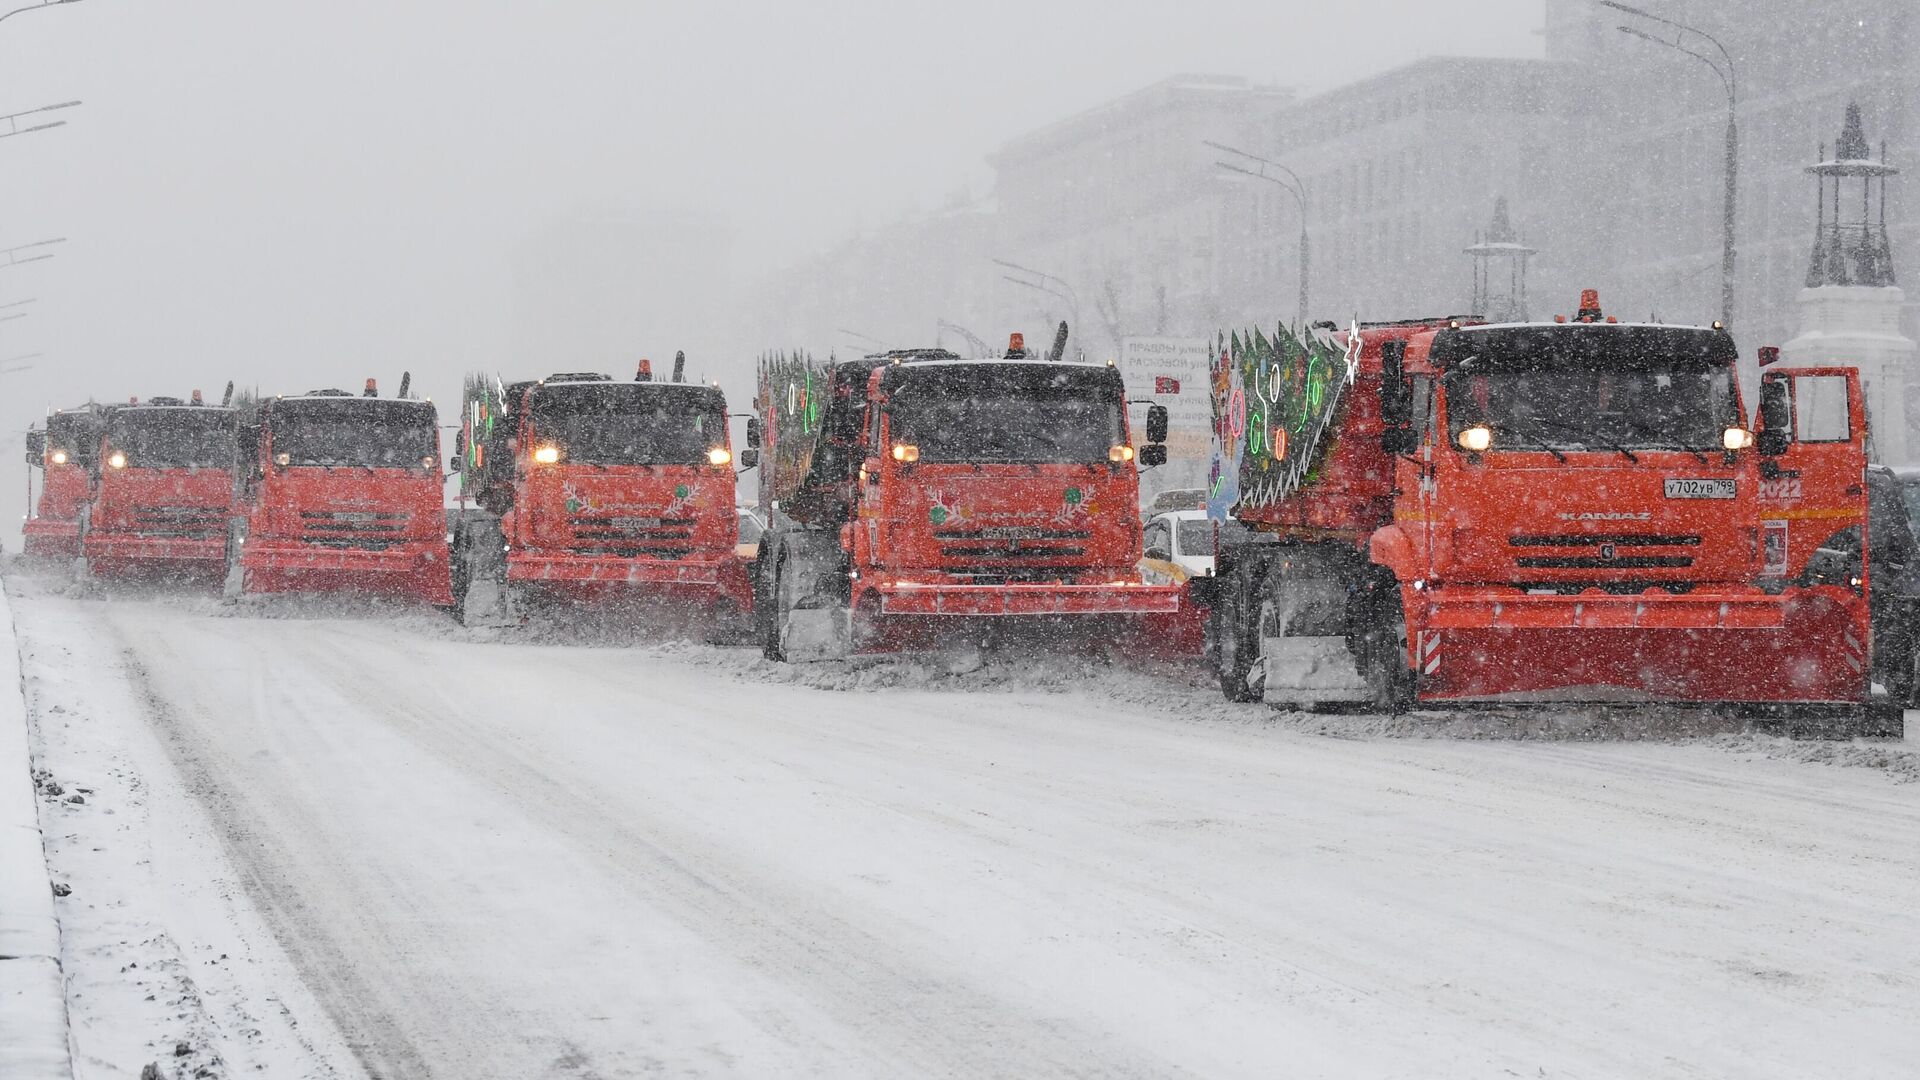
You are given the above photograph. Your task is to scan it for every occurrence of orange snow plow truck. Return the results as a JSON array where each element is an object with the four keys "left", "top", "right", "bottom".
[
  {"left": 751, "top": 331, "right": 1182, "bottom": 661},
  {"left": 226, "top": 377, "right": 452, "bottom": 605},
  {"left": 448, "top": 356, "right": 748, "bottom": 629},
  {"left": 79, "top": 392, "right": 241, "bottom": 581},
  {"left": 1205, "top": 291, "right": 1899, "bottom": 736},
  {"left": 23, "top": 403, "right": 109, "bottom": 558}
]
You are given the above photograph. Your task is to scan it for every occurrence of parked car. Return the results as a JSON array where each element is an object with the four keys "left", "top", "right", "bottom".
[
  {"left": 736, "top": 505, "right": 765, "bottom": 562},
  {"left": 1141, "top": 487, "right": 1206, "bottom": 524}
]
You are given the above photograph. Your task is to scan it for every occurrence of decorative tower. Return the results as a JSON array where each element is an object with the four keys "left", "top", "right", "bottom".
[
  {"left": 1780, "top": 103, "right": 1915, "bottom": 464},
  {"left": 1465, "top": 197, "right": 1535, "bottom": 322}
]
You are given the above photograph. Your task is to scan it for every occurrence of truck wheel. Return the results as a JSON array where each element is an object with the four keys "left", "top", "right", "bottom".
[
  {"left": 1214, "top": 554, "right": 1265, "bottom": 702},
  {"left": 1357, "top": 593, "right": 1414, "bottom": 715},
  {"left": 767, "top": 535, "right": 851, "bottom": 663},
  {"left": 761, "top": 547, "right": 788, "bottom": 661}
]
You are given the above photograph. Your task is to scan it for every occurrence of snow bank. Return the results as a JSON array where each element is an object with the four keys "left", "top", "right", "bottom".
[{"left": 0, "top": 571, "right": 73, "bottom": 1080}]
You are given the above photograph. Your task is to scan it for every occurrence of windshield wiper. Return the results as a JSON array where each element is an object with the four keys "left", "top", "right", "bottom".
[
  {"left": 1669, "top": 444, "right": 1713, "bottom": 465},
  {"left": 1517, "top": 413, "right": 1638, "bottom": 464}
]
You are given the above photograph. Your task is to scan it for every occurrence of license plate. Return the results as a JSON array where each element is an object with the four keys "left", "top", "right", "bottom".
[
  {"left": 609, "top": 516, "right": 662, "bottom": 528},
  {"left": 1664, "top": 478, "right": 1735, "bottom": 499}
]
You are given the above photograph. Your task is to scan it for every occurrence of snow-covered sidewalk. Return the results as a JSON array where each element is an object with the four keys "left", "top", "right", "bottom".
[{"left": 0, "top": 573, "right": 72, "bottom": 1080}]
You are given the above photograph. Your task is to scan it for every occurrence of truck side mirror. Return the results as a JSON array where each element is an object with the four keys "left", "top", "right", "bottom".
[
  {"left": 738, "top": 448, "right": 759, "bottom": 470},
  {"left": 24, "top": 429, "right": 44, "bottom": 466},
  {"left": 1145, "top": 405, "right": 1169, "bottom": 444},
  {"left": 1379, "top": 340, "right": 1416, "bottom": 454},
  {"left": 746, "top": 417, "right": 762, "bottom": 449},
  {"left": 1758, "top": 378, "right": 1791, "bottom": 456},
  {"left": 1139, "top": 444, "right": 1168, "bottom": 468}
]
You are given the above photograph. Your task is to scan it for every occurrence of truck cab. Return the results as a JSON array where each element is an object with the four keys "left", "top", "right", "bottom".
[
  {"left": 451, "top": 368, "right": 745, "bottom": 628},
  {"left": 1214, "top": 291, "right": 1890, "bottom": 732},
  {"left": 80, "top": 396, "right": 238, "bottom": 580},
  {"left": 23, "top": 404, "right": 107, "bottom": 558},
  {"left": 231, "top": 383, "right": 451, "bottom": 604},
  {"left": 754, "top": 341, "right": 1180, "bottom": 661}
]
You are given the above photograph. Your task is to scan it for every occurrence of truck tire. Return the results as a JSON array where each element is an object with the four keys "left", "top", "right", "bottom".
[
  {"left": 453, "top": 515, "right": 511, "bottom": 627},
  {"left": 766, "top": 533, "right": 850, "bottom": 663},
  {"left": 1355, "top": 586, "right": 1414, "bottom": 715},
  {"left": 1214, "top": 552, "right": 1266, "bottom": 702}
]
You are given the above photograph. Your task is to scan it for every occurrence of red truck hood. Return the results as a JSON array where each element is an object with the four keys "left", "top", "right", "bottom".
[
  {"left": 1436, "top": 455, "right": 1759, "bottom": 586},
  {"left": 92, "top": 467, "right": 234, "bottom": 536},
  {"left": 254, "top": 467, "right": 444, "bottom": 544},
  {"left": 517, "top": 465, "right": 735, "bottom": 558},
  {"left": 871, "top": 463, "right": 1141, "bottom": 578}
]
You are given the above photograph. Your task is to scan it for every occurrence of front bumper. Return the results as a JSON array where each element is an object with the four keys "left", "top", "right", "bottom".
[
  {"left": 1409, "top": 585, "right": 1868, "bottom": 704},
  {"left": 507, "top": 551, "right": 749, "bottom": 603}
]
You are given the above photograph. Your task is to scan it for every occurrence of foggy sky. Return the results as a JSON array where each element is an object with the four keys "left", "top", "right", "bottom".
[{"left": 0, "top": 0, "right": 1542, "bottom": 539}]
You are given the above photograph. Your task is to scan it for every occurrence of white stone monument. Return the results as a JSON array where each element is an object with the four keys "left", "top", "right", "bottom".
[{"left": 1779, "top": 104, "right": 1915, "bottom": 465}]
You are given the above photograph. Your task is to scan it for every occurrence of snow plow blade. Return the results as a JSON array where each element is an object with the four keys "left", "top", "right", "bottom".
[
  {"left": 1410, "top": 586, "right": 1871, "bottom": 707},
  {"left": 240, "top": 544, "right": 454, "bottom": 606}
]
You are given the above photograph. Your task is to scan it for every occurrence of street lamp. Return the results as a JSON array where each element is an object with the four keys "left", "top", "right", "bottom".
[
  {"left": 1, "top": 351, "right": 42, "bottom": 375},
  {"left": 992, "top": 258, "right": 1082, "bottom": 353},
  {"left": 0, "top": 297, "right": 35, "bottom": 324},
  {"left": 0, "top": 237, "right": 64, "bottom": 268},
  {"left": 0, "top": 99, "right": 79, "bottom": 140},
  {"left": 1207, "top": 140, "right": 1310, "bottom": 329},
  {"left": 836, "top": 328, "right": 894, "bottom": 352},
  {"left": 1603, "top": 0, "right": 1738, "bottom": 329}
]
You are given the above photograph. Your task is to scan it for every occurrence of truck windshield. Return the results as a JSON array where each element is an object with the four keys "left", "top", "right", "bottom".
[
  {"left": 529, "top": 383, "right": 726, "bottom": 466},
  {"left": 1440, "top": 327, "right": 1739, "bottom": 454},
  {"left": 272, "top": 398, "right": 437, "bottom": 468},
  {"left": 49, "top": 412, "right": 101, "bottom": 466},
  {"left": 886, "top": 365, "right": 1123, "bottom": 464},
  {"left": 107, "top": 409, "right": 236, "bottom": 469}
]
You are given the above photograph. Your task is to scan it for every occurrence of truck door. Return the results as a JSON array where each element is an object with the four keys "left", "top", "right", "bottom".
[{"left": 1755, "top": 366, "right": 1869, "bottom": 584}]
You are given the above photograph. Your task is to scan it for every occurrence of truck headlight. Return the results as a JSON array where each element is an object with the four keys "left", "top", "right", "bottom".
[
  {"left": 107, "top": 451, "right": 127, "bottom": 469},
  {"left": 890, "top": 443, "right": 920, "bottom": 463},
  {"left": 533, "top": 445, "right": 560, "bottom": 464},
  {"left": 50, "top": 450, "right": 67, "bottom": 465},
  {"left": 1109, "top": 444, "right": 1135, "bottom": 462},
  {"left": 1722, "top": 426, "right": 1754, "bottom": 450},
  {"left": 707, "top": 447, "right": 732, "bottom": 467},
  {"left": 1456, "top": 425, "right": 1492, "bottom": 453}
]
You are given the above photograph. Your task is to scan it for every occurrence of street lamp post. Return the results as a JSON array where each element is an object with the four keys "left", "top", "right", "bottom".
[
  {"left": 1207, "top": 140, "right": 1310, "bottom": 329},
  {"left": 1604, "top": 0, "right": 1738, "bottom": 329},
  {"left": 992, "top": 258, "right": 1082, "bottom": 354},
  {"left": 0, "top": 0, "right": 82, "bottom": 24},
  {"left": 0, "top": 99, "right": 79, "bottom": 140},
  {"left": 0, "top": 237, "right": 64, "bottom": 268}
]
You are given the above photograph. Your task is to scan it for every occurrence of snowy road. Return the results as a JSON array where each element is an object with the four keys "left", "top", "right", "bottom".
[{"left": 12, "top": 572, "right": 1920, "bottom": 1079}]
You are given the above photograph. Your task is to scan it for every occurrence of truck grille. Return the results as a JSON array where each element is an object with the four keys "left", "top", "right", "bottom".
[
  {"left": 1509, "top": 534, "right": 1699, "bottom": 571},
  {"left": 131, "top": 505, "right": 226, "bottom": 540},
  {"left": 299, "top": 510, "right": 410, "bottom": 550},
  {"left": 567, "top": 514, "right": 695, "bottom": 559},
  {"left": 1514, "top": 554, "right": 1694, "bottom": 570},
  {"left": 933, "top": 526, "right": 1091, "bottom": 575}
]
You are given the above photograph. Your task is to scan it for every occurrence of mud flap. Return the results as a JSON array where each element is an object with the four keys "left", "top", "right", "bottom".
[
  {"left": 221, "top": 517, "right": 247, "bottom": 602},
  {"left": 772, "top": 532, "right": 851, "bottom": 663}
]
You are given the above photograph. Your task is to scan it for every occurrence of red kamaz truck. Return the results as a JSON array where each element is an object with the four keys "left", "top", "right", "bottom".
[
  {"left": 226, "top": 378, "right": 452, "bottom": 604},
  {"left": 752, "top": 333, "right": 1181, "bottom": 661},
  {"left": 79, "top": 392, "right": 240, "bottom": 581},
  {"left": 1205, "top": 291, "right": 1898, "bottom": 735},
  {"left": 23, "top": 403, "right": 108, "bottom": 558},
  {"left": 449, "top": 357, "right": 747, "bottom": 629}
]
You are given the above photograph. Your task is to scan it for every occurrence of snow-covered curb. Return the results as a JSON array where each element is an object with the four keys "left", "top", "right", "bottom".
[{"left": 0, "top": 575, "right": 72, "bottom": 1079}]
